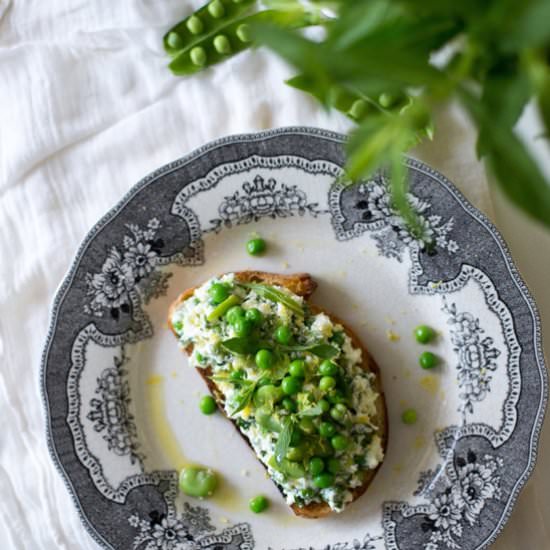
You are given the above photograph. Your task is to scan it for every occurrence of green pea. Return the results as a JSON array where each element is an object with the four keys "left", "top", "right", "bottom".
[
  {"left": 190, "top": 46, "right": 207, "bottom": 67},
  {"left": 331, "top": 434, "right": 349, "bottom": 450},
  {"left": 286, "top": 447, "right": 304, "bottom": 461},
  {"left": 319, "top": 422, "right": 336, "bottom": 438},
  {"left": 282, "top": 397, "right": 297, "bottom": 412},
  {"left": 209, "top": 282, "right": 229, "bottom": 304},
  {"left": 213, "top": 34, "right": 231, "bottom": 55},
  {"left": 378, "top": 92, "right": 397, "bottom": 108},
  {"left": 255, "top": 349, "right": 274, "bottom": 370},
  {"left": 289, "top": 359, "right": 305, "bottom": 378},
  {"left": 207, "top": 294, "right": 240, "bottom": 322},
  {"left": 195, "top": 351, "right": 205, "bottom": 363},
  {"left": 348, "top": 99, "right": 368, "bottom": 120},
  {"left": 258, "top": 377, "right": 273, "bottom": 387},
  {"left": 402, "top": 408, "right": 418, "bottom": 425},
  {"left": 275, "top": 325, "right": 293, "bottom": 345},
  {"left": 327, "top": 457, "right": 340, "bottom": 474},
  {"left": 226, "top": 305, "right": 245, "bottom": 324},
  {"left": 298, "top": 417, "right": 316, "bottom": 434},
  {"left": 236, "top": 23, "right": 252, "bottom": 43},
  {"left": 167, "top": 32, "right": 184, "bottom": 49},
  {"left": 319, "top": 376, "right": 336, "bottom": 392},
  {"left": 246, "top": 237, "right": 266, "bottom": 256},
  {"left": 208, "top": 0, "right": 225, "bottom": 18},
  {"left": 249, "top": 495, "right": 269, "bottom": 513},
  {"left": 230, "top": 368, "right": 246, "bottom": 381},
  {"left": 313, "top": 472, "right": 334, "bottom": 489},
  {"left": 186, "top": 15, "right": 204, "bottom": 35},
  {"left": 419, "top": 351, "right": 438, "bottom": 369},
  {"left": 414, "top": 325, "right": 435, "bottom": 344},
  {"left": 309, "top": 457, "right": 325, "bottom": 476},
  {"left": 319, "top": 399, "right": 330, "bottom": 413},
  {"left": 319, "top": 360, "right": 338, "bottom": 377},
  {"left": 245, "top": 308, "right": 263, "bottom": 325},
  {"left": 173, "top": 320, "right": 183, "bottom": 332},
  {"left": 330, "top": 403, "right": 348, "bottom": 423},
  {"left": 179, "top": 466, "right": 218, "bottom": 498},
  {"left": 282, "top": 376, "right": 302, "bottom": 395},
  {"left": 199, "top": 395, "right": 217, "bottom": 415},
  {"left": 253, "top": 384, "right": 282, "bottom": 407},
  {"left": 234, "top": 317, "right": 252, "bottom": 337}
]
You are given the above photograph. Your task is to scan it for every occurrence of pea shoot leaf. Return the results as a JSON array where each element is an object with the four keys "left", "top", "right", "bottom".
[
  {"left": 230, "top": 379, "right": 259, "bottom": 416},
  {"left": 274, "top": 416, "right": 295, "bottom": 465},
  {"left": 238, "top": 282, "right": 304, "bottom": 316},
  {"left": 221, "top": 337, "right": 260, "bottom": 356}
]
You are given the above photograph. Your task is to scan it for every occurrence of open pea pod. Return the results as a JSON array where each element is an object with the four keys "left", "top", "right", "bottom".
[
  {"left": 164, "top": 0, "right": 257, "bottom": 58},
  {"left": 168, "top": 8, "right": 320, "bottom": 76}
]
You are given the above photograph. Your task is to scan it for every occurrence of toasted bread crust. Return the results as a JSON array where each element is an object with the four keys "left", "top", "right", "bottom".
[{"left": 168, "top": 271, "right": 387, "bottom": 518}]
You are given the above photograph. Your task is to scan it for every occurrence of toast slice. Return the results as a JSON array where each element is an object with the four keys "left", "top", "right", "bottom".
[{"left": 168, "top": 271, "right": 387, "bottom": 518}]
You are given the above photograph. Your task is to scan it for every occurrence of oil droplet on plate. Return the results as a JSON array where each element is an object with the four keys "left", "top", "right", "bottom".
[{"left": 419, "top": 375, "right": 439, "bottom": 396}]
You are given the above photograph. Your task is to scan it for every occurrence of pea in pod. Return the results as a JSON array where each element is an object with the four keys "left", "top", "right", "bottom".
[
  {"left": 163, "top": 0, "right": 257, "bottom": 58},
  {"left": 168, "top": 9, "right": 320, "bottom": 76}
]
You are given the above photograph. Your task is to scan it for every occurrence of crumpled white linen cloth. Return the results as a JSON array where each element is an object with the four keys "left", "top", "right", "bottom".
[{"left": 0, "top": 1, "right": 546, "bottom": 549}]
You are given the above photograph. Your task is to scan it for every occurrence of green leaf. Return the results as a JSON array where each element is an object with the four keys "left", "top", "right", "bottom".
[
  {"left": 477, "top": 66, "right": 532, "bottom": 157},
  {"left": 460, "top": 86, "right": 550, "bottom": 228},
  {"left": 230, "top": 380, "right": 259, "bottom": 416},
  {"left": 500, "top": 0, "right": 550, "bottom": 52},
  {"left": 538, "top": 71, "right": 550, "bottom": 139},
  {"left": 238, "top": 282, "right": 304, "bottom": 316},
  {"left": 274, "top": 416, "right": 294, "bottom": 464},
  {"left": 220, "top": 337, "right": 260, "bottom": 355}
]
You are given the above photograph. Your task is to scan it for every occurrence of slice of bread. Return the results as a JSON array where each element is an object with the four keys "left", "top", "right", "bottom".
[{"left": 168, "top": 271, "right": 388, "bottom": 518}]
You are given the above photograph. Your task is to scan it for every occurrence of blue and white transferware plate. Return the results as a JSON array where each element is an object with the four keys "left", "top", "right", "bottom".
[{"left": 42, "top": 127, "right": 547, "bottom": 549}]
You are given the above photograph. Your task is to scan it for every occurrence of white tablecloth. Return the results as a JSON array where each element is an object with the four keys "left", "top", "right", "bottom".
[{"left": 0, "top": 2, "right": 547, "bottom": 548}]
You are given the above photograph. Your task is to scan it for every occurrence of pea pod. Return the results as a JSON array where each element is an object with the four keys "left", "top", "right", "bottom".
[
  {"left": 164, "top": 0, "right": 257, "bottom": 58},
  {"left": 168, "top": 9, "right": 319, "bottom": 76}
]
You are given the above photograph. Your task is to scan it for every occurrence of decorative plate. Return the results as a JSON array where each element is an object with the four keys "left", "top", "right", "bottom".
[{"left": 42, "top": 127, "right": 547, "bottom": 550}]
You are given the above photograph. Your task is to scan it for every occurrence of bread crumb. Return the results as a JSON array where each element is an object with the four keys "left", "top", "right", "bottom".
[
  {"left": 338, "top": 270, "right": 347, "bottom": 278},
  {"left": 386, "top": 329, "right": 400, "bottom": 342},
  {"left": 352, "top": 303, "right": 359, "bottom": 310},
  {"left": 393, "top": 464, "right": 403, "bottom": 474},
  {"left": 281, "top": 261, "right": 289, "bottom": 269},
  {"left": 240, "top": 469, "right": 250, "bottom": 477},
  {"left": 413, "top": 435, "right": 426, "bottom": 449},
  {"left": 220, "top": 517, "right": 229, "bottom": 524},
  {"left": 385, "top": 316, "right": 395, "bottom": 325},
  {"left": 170, "top": 371, "right": 178, "bottom": 378}
]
